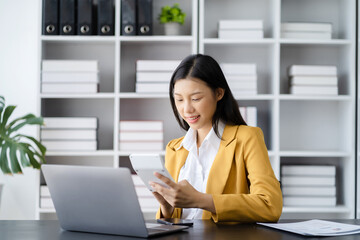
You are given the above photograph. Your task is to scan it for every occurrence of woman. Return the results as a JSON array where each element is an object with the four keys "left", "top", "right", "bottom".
[{"left": 149, "top": 54, "right": 282, "bottom": 223}]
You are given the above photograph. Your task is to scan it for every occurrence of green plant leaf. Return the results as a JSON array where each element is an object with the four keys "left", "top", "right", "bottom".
[
  {"left": 9, "top": 117, "right": 44, "bottom": 134},
  {"left": 20, "top": 134, "right": 47, "bottom": 156},
  {"left": 0, "top": 143, "right": 12, "bottom": 175},
  {"left": 7, "top": 113, "right": 37, "bottom": 130},
  {"left": 0, "top": 96, "right": 5, "bottom": 115},
  {"left": 19, "top": 148, "right": 31, "bottom": 167},
  {"left": 9, "top": 143, "right": 22, "bottom": 174},
  {"left": 24, "top": 149, "right": 41, "bottom": 169},
  {"left": 0, "top": 105, "right": 16, "bottom": 131}
]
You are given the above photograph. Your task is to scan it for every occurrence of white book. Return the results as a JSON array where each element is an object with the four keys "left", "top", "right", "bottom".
[
  {"left": 119, "top": 131, "right": 163, "bottom": 141},
  {"left": 135, "top": 83, "right": 169, "bottom": 93},
  {"left": 219, "top": 29, "right": 264, "bottom": 39},
  {"left": 218, "top": 20, "right": 263, "bottom": 30},
  {"left": 281, "top": 22, "right": 332, "bottom": 32},
  {"left": 136, "top": 60, "right": 181, "bottom": 72},
  {"left": 41, "top": 82, "right": 98, "bottom": 93},
  {"left": 290, "top": 86, "right": 338, "bottom": 95},
  {"left": 40, "top": 197, "right": 54, "bottom": 209},
  {"left": 281, "top": 31, "right": 331, "bottom": 39},
  {"left": 40, "top": 186, "right": 51, "bottom": 197},
  {"left": 138, "top": 197, "right": 159, "bottom": 208},
  {"left": 135, "top": 186, "right": 153, "bottom": 197},
  {"left": 282, "top": 186, "right": 336, "bottom": 197},
  {"left": 41, "top": 129, "right": 97, "bottom": 140},
  {"left": 228, "top": 81, "right": 257, "bottom": 90},
  {"left": 42, "top": 140, "right": 97, "bottom": 151},
  {"left": 226, "top": 75, "right": 257, "bottom": 82},
  {"left": 42, "top": 72, "right": 99, "bottom": 83},
  {"left": 43, "top": 117, "right": 97, "bottom": 129},
  {"left": 281, "top": 165, "right": 336, "bottom": 176},
  {"left": 232, "top": 89, "right": 257, "bottom": 97},
  {"left": 281, "top": 176, "right": 335, "bottom": 186},
  {"left": 220, "top": 63, "right": 257, "bottom": 75},
  {"left": 283, "top": 196, "right": 336, "bottom": 207},
  {"left": 119, "top": 121, "right": 163, "bottom": 131},
  {"left": 136, "top": 72, "right": 172, "bottom": 82},
  {"left": 290, "top": 76, "right": 338, "bottom": 86},
  {"left": 246, "top": 107, "right": 257, "bottom": 127},
  {"left": 288, "top": 65, "right": 337, "bottom": 76},
  {"left": 119, "top": 141, "right": 163, "bottom": 151},
  {"left": 42, "top": 60, "right": 98, "bottom": 72}
]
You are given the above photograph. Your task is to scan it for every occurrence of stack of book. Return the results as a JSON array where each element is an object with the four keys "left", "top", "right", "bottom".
[
  {"left": 132, "top": 175, "right": 159, "bottom": 211},
  {"left": 281, "top": 165, "right": 336, "bottom": 207},
  {"left": 281, "top": 22, "right": 332, "bottom": 39},
  {"left": 288, "top": 65, "right": 338, "bottom": 95},
  {"left": 135, "top": 60, "right": 181, "bottom": 93},
  {"left": 119, "top": 121, "right": 163, "bottom": 151},
  {"left": 41, "top": 60, "right": 99, "bottom": 94},
  {"left": 221, "top": 63, "right": 257, "bottom": 96},
  {"left": 40, "top": 185, "right": 54, "bottom": 209},
  {"left": 239, "top": 107, "right": 257, "bottom": 127},
  {"left": 218, "top": 20, "right": 264, "bottom": 39},
  {"left": 41, "top": 117, "right": 98, "bottom": 151}
]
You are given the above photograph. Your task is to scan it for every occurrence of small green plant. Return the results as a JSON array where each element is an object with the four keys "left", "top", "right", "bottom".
[
  {"left": 158, "top": 3, "right": 186, "bottom": 25},
  {"left": 0, "top": 96, "right": 46, "bottom": 175}
]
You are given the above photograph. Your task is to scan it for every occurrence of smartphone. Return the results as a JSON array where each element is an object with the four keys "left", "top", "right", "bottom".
[
  {"left": 157, "top": 218, "right": 194, "bottom": 226},
  {"left": 129, "top": 154, "right": 175, "bottom": 192}
]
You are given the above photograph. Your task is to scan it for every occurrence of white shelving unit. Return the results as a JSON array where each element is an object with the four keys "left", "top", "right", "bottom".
[
  {"left": 199, "top": 0, "right": 356, "bottom": 219},
  {"left": 37, "top": 0, "right": 356, "bottom": 220},
  {"left": 36, "top": 0, "right": 198, "bottom": 220}
]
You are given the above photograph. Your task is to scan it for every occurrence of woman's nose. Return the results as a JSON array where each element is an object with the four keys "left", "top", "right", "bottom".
[{"left": 184, "top": 101, "right": 194, "bottom": 113}]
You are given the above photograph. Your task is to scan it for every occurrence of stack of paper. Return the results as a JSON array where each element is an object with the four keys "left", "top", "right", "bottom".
[
  {"left": 119, "top": 121, "right": 163, "bottom": 151},
  {"left": 218, "top": 20, "right": 264, "bottom": 39},
  {"left": 41, "top": 60, "right": 99, "bottom": 93},
  {"left": 135, "top": 60, "right": 181, "bottom": 93},
  {"left": 281, "top": 165, "right": 336, "bottom": 207},
  {"left": 40, "top": 185, "right": 54, "bottom": 209},
  {"left": 41, "top": 117, "right": 98, "bottom": 151},
  {"left": 288, "top": 65, "right": 338, "bottom": 95},
  {"left": 221, "top": 63, "right": 257, "bottom": 96},
  {"left": 281, "top": 22, "right": 332, "bottom": 39},
  {"left": 132, "top": 175, "right": 159, "bottom": 210},
  {"left": 239, "top": 107, "right": 257, "bottom": 127}
]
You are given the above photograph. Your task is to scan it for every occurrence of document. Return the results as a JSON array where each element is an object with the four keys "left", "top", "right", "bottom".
[{"left": 258, "top": 219, "right": 360, "bottom": 236}]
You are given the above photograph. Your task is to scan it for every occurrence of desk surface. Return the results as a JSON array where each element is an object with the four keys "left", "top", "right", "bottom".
[{"left": 1, "top": 219, "right": 360, "bottom": 240}]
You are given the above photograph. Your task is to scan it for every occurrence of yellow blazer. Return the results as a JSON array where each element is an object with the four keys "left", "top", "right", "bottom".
[{"left": 156, "top": 125, "right": 283, "bottom": 223}]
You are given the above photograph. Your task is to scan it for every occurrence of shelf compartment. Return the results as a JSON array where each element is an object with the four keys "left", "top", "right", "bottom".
[
  {"left": 40, "top": 93, "right": 116, "bottom": 99},
  {"left": 41, "top": 41, "right": 115, "bottom": 93},
  {"left": 204, "top": 44, "right": 276, "bottom": 95},
  {"left": 280, "top": 101, "right": 353, "bottom": 152},
  {"left": 280, "top": 44, "right": 354, "bottom": 95},
  {"left": 41, "top": 98, "right": 115, "bottom": 150}
]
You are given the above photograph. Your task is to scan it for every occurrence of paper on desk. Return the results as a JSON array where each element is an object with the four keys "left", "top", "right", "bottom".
[{"left": 258, "top": 219, "right": 360, "bottom": 236}]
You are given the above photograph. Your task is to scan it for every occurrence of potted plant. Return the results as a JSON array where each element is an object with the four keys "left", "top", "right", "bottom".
[
  {"left": 0, "top": 96, "right": 46, "bottom": 203},
  {"left": 158, "top": 3, "right": 186, "bottom": 35}
]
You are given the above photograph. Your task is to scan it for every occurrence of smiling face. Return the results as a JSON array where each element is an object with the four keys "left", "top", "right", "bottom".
[{"left": 173, "top": 77, "right": 224, "bottom": 137}]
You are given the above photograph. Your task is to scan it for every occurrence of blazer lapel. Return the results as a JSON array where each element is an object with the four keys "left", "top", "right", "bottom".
[
  {"left": 165, "top": 144, "right": 188, "bottom": 182},
  {"left": 205, "top": 125, "right": 238, "bottom": 195}
]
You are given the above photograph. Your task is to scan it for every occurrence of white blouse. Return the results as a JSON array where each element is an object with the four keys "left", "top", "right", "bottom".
[{"left": 177, "top": 121, "right": 225, "bottom": 219}]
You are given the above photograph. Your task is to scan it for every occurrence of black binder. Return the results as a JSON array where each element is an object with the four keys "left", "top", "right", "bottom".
[
  {"left": 136, "top": 0, "right": 152, "bottom": 35},
  {"left": 60, "top": 0, "right": 75, "bottom": 35},
  {"left": 121, "top": 0, "right": 136, "bottom": 35},
  {"left": 42, "top": 0, "right": 59, "bottom": 35},
  {"left": 77, "top": 0, "right": 93, "bottom": 35},
  {"left": 97, "top": 0, "right": 114, "bottom": 35}
]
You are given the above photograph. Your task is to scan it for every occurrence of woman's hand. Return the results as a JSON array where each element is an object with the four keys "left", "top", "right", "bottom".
[{"left": 150, "top": 172, "right": 216, "bottom": 214}]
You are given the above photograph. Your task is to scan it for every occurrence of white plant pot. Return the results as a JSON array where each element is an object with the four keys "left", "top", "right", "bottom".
[{"left": 164, "top": 22, "right": 181, "bottom": 35}]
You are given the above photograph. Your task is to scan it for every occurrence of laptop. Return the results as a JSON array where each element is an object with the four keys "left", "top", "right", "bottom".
[{"left": 41, "top": 164, "right": 189, "bottom": 238}]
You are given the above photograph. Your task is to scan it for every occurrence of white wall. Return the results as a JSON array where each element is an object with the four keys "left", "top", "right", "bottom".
[{"left": 0, "top": 0, "right": 40, "bottom": 219}]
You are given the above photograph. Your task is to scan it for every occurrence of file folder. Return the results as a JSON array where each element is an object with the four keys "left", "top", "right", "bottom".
[
  {"left": 60, "top": 0, "right": 75, "bottom": 35},
  {"left": 77, "top": 0, "right": 93, "bottom": 35},
  {"left": 136, "top": 0, "right": 152, "bottom": 35},
  {"left": 121, "top": 0, "right": 136, "bottom": 35},
  {"left": 97, "top": 0, "right": 114, "bottom": 35},
  {"left": 42, "top": 0, "right": 59, "bottom": 35}
]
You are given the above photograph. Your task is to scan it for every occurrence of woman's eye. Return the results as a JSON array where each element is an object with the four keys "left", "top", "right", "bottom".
[
  {"left": 192, "top": 98, "right": 200, "bottom": 101},
  {"left": 175, "top": 99, "right": 183, "bottom": 102}
]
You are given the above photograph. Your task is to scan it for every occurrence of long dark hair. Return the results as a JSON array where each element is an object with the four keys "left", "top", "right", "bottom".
[{"left": 169, "top": 54, "right": 247, "bottom": 137}]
